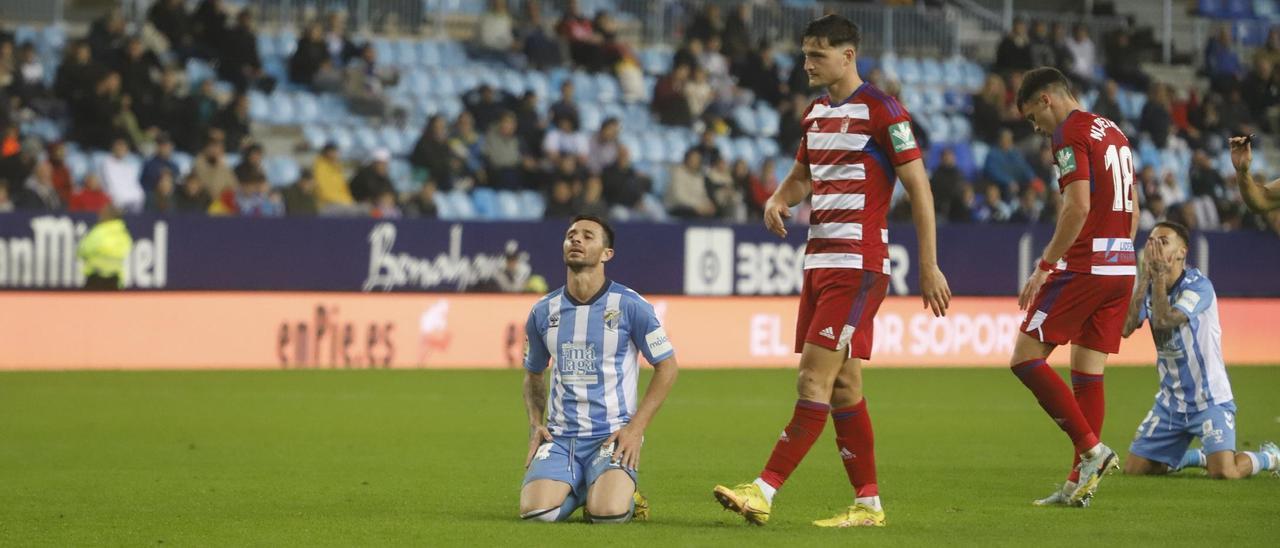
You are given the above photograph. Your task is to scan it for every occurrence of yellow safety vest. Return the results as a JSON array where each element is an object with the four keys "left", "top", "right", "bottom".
[{"left": 77, "top": 219, "right": 133, "bottom": 279}]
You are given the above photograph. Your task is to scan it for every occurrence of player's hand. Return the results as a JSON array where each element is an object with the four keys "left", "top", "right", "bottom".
[
  {"left": 763, "top": 196, "right": 791, "bottom": 238},
  {"left": 605, "top": 425, "right": 644, "bottom": 471},
  {"left": 1018, "top": 267, "right": 1051, "bottom": 311},
  {"left": 525, "top": 424, "right": 553, "bottom": 469},
  {"left": 1229, "top": 136, "right": 1253, "bottom": 174},
  {"left": 919, "top": 264, "right": 951, "bottom": 317},
  {"left": 1146, "top": 238, "right": 1168, "bottom": 277}
]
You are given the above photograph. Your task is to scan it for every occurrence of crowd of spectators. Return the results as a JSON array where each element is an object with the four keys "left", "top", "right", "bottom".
[{"left": 0, "top": 1, "right": 1277, "bottom": 233}]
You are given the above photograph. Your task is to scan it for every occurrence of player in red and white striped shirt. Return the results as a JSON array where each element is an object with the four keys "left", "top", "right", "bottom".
[{"left": 713, "top": 14, "right": 951, "bottom": 529}]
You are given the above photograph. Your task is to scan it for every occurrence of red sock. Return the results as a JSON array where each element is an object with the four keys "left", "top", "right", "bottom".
[
  {"left": 1067, "top": 371, "right": 1105, "bottom": 482},
  {"left": 832, "top": 399, "right": 878, "bottom": 497},
  {"left": 1011, "top": 359, "right": 1098, "bottom": 454},
  {"left": 759, "top": 400, "right": 830, "bottom": 489}
]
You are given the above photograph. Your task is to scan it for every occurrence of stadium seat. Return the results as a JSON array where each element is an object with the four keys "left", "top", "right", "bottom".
[
  {"left": 64, "top": 151, "right": 89, "bottom": 183},
  {"left": 302, "top": 124, "right": 327, "bottom": 150},
  {"left": 580, "top": 103, "right": 603, "bottom": 132},
  {"left": 265, "top": 156, "right": 300, "bottom": 187},
  {"left": 525, "top": 71, "right": 550, "bottom": 99},
  {"left": 755, "top": 137, "right": 779, "bottom": 158},
  {"left": 294, "top": 93, "right": 320, "bottom": 123},
  {"left": 380, "top": 127, "right": 407, "bottom": 156},
  {"left": 328, "top": 126, "right": 355, "bottom": 154},
  {"left": 353, "top": 126, "right": 380, "bottom": 155},
  {"left": 898, "top": 57, "right": 922, "bottom": 85},
  {"left": 924, "top": 88, "right": 946, "bottom": 114},
  {"left": 417, "top": 40, "right": 442, "bottom": 67},
  {"left": 594, "top": 73, "right": 620, "bottom": 104},
  {"left": 258, "top": 34, "right": 276, "bottom": 59},
  {"left": 756, "top": 104, "right": 781, "bottom": 138},
  {"left": 951, "top": 142, "right": 977, "bottom": 180},
  {"left": 248, "top": 90, "right": 270, "bottom": 121},
  {"left": 171, "top": 152, "right": 194, "bottom": 178},
  {"left": 518, "top": 190, "right": 546, "bottom": 219},
  {"left": 942, "top": 57, "right": 965, "bottom": 88},
  {"left": 640, "top": 133, "right": 665, "bottom": 163},
  {"left": 971, "top": 141, "right": 990, "bottom": 171},
  {"left": 394, "top": 40, "right": 417, "bottom": 67},
  {"left": 901, "top": 86, "right": 926, "bottom": 113},
  {"left": 499, "top": 70, "right": 525, "bottom": 96},
  {"left": 921, "top": 58, "right": 943, "bottom": 84},
  {"left": 40, "top": 25, "right": 66, "bottom": 55},
  {"left": 879, "top": 53, "right": 900, "bottom": 82},
  {"left": 496, "top": 191, "right": 522, "bottom": 219},
  {"left": 733, "top": 105, "right": 758, "bottom": 135},
  {"left": 389, "top": 160, "right": 415, "bottom": 193},
  {"left": 433, "top": 190, "right": 457, "bottom": 219},
  {"left": 268, "top": 93, "right": 296, "bottom": 125},
  {"left": 472, "top": 187, "right": 499, "bottom": 219},
  {"left": 963, "top": 61, "right": 985, "bottom": 91},
  {"left": 449, "top": 190, "right": 477, "bottom": 220},
  {"left": 928, "top": 114, "right": 952, "bottom": 143},
  {"left": 949, "top": 115, "right": 972, "bottom": 141}
]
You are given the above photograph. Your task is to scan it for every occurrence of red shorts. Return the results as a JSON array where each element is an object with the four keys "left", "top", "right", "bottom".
[
  {"left": 1020, "top": 270, "right": 1134, "bottom": 354},
  {"left": 795, "top": 268, "right": 890, "bottom": 360}
]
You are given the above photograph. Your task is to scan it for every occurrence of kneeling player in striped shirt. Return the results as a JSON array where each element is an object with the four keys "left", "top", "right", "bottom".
[
  {"left": 1118, "top": 222, "right": 1278, "bottom": 482},
  {"left": 518, "top": 215, "right": 679, "bottom": 523}
]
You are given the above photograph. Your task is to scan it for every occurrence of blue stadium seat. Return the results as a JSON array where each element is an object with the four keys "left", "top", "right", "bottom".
[
  {"left": 924, "top": 88, "right": 946, "bottom": 113},
  {"left": 944, "top": 89, "right": 970, "bottom": 112},
  {"left": 380, "top": 127, "right": 407, "bottom": 156},
  {"left": 594, "top": 73, "right": 620, "bottom": 104},
  {"left": 39, "top": 25, "right": 66, "bottom": 55},
  {"left": 641, "top": 133, "right": 665, "bottom": 163},
  {"left": 942, "top": 57, "right": 965, "bottom": 88},
  {"left": 372, "top": 38, "right": 395, "bottom": 67},
  {"left": 963, "top": 62, "right": 985, "bottom": 91},
  {"left": 499, "top": 70, "right": 525, "bottom": 96},
  {"left": 733, "top": 137, "right": 758, "bottom": 168},
  {"left": 1255, "top": 0, "right": 1277, "bottom": 18},
  {"left": 921, "top": 58, "right": 943, "bottom": 84},
  {"left": 265, "top": 156, "right": 300, "bottom": 187},
  {"left": 472, "top": 187, "right": 499, "bottom": 219},
  {"left": 640, "top": 48, "right": 672, "bottom": 75},
  {"left": 898, "top": 57, "right": 922, "bottom": 85},
  {"left": 65, "top": 151, "right": 89, "bottom": 183},
  {"left": 879, "top": 53, "right": 900, "bottom": 82},
  {"left": 258, "top": 34, "right": 276, "bottom": 59},
  {"left": 755, "top": 137, "right": 779, "bottom": 159},
  {"left": 186, "top": 58, "right": 216, "bottom": 84},
  {"left": 294, "top": 93, "right": 320, "bottom": 123},
  {"left": 267, "top": 93, "right": 296, "bottom": 125},
  {"left": 449, "top": 190, "right": 477, "bottom": 219},
  {"left": 454, "top": 70, "right": 480, "bottom": 94},
  {"left": 433, "top": 190, "right": 457, "bottom": 219},
  {"left": 389, "top": 160, "right": 414, "bottom": 193},
  {"left": 951, "top": 142, "right": 977, "bottom": 180},
  {"left": 756, "top": 104, "right": 780, "bottom": 137},
  {"left": 302, "top": 124, "right": 327, "bottom": 150},
  {"left": 394, "top": 40, "right": 417, "bottom": 67},
  {"left": 619, "top": 134, "right": 640, "bottom": 158},
  {"left": 496, "top": 191, "right": 522, "bottom": 219},
  {"left": 171, "top": 152, "right": 193, "bottom": 178},
  {"left": 580, "top": 103, "right": 603, "bottom": 132},
  {"left": 518, "top": 190, "right": 546, "bottom": 219},
  {"left": 328, "top": 126, "right": 355, "bottom": 154},
  {"left": 525, "top": 71, "right": 550, "bottom": 99},
  {"left": 353, "top": 126, "right": 380, "bottom": 155},
  {"left": 901, "top": 86, "right": 926, "bottom": 113},
  {"left": 928, "top": 114, "right": 952, "bottom": 143},
  {"left": 417, "top": 40, "right": 442, "bottom": 67},
  {"left": 971, "top": 141, "right": 990, "bottom": 171},
  {"left": 948, "top": 115, "right": 972, "bottom": 141},
  {"left": 733, "top": 105, "right": 758, "bottom": 135},
  {"left": 439, "top": 98, "right": 464, "bottom": 120},
  {"left": 1199, "top": 0, "right": 1225, "bottom": 17}
]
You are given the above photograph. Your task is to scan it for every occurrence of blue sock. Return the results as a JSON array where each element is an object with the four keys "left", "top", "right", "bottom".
[
  {"left": 1243, "top": 451, "right": 1273, "bottom": 475},
  {"left": 556, "top": 491, "right": 582, "bottom": 521},
  {"left": 1177, "top": 448, "right": 1206, "bottom": 470}
]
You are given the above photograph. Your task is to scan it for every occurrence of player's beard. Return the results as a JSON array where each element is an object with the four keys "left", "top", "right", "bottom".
[{"left": 564, "top": 250, "right": 599, "bottom": 270}]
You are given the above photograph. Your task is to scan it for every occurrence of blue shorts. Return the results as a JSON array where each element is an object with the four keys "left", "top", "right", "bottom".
[
  {"left": 1128, "top": 400, "right": 1238, "bottom": 468},
  {"left": 523, "top": 434, "right": 638, "bottom": 503}
]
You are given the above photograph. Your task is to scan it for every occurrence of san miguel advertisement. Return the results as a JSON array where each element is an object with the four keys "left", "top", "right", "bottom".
[
  {"left": 1, "top": 213, "right": 1278, "bottom": 296},
  {"left": 0, "top": 293, "right": 1275, "bottom": 370}
]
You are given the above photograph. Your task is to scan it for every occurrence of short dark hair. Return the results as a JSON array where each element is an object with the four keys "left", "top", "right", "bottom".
[
  {"left": 1016, "top": 66, "right": 1075, "bottom": 107},
  {"left": 1154, "top": 221, "right": 1191, "bottom": 247},
  {"left": 803, "top": 14, "right": 860, "bottom": 49},
  {"left": 571, "top": 214, "right": 614, "bottom": 249}
]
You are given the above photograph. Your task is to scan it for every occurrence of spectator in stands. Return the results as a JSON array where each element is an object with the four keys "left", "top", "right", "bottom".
[
  {"left": 1009, "top": 186, "right": 1046, "bottom": 224},
  {"left": 77, "top": 204, "right": 132, "bottom": 290},
  {"left": 465, "top": 84, "right": 512, "bottom": 133},
  {"left": 722, "top": 4, "right": 752, "bottom": 64},
  {"left": 411, "top": 114, "right": 457, "bottom": 190},
  {"left": 141, "top": 135, "right": 179, "bottom": 193},
  {"left": 11, "top": 43, "right": 50, "bottom": 110},
  {"left": 324, "top": 11, "right": 360, "bottom": 66},
  {"left": 994, "top": 18, "right": 1033, "bottom": 75},
  {"left": 1159, "top": 168, "right": 1186, "bottom": 206},
  {"left": 684, "top": 66, "right": 714, "bottom": 121},
  {"left": 971, "top": 74, "right": 1010, "bottom": 144},
  {"left": 219, "top": 9, "right": 271, "bottom": 93},
  {"left": 474, "top": 0, "right": 517, "bottom": 65},
  {"left": 551, "top": 155, "right": 587, "bottom": 192},
  {"left": 687, "top": 4, "right": 724, "bottom": 44},
  {"left": 615, "top": 51, "right": 647, "bottom": 103},
  {"left": 0, "top": 183, "right": 10, "bottom": 212},
  {"left": 1141, "top": 82, "right": 1174, "bottom": 148},
  {"left": 585, "top": 118, "right": 621, "bottom": 175},
  {"left": 99, "top": 138, "right": 144, "bottom": 213},
  {"left": 1065, "top": 24, "right": 1097, "bottom": 86},
  {"left": 515, "top": 91, "right": 546, "bottom": 157},
  {"left": 46, "top": 142, "right": 73, "bottom": 204},
  {"left": 193, "top": 0, "right": 230, "bottom": 58},
  {"left": 372, "top": 191, "right": 401, "bottom": 218},
  {"left": 544, "top": 178, "right": 577, "bottom": 219},
  {"left": 193, "top": 131, "right": 237, "bottom": 198},
  {"left": 1139, "top": 193, "right": 1166, "bottom": 231},
  {"left": 705, "top": 157, "right": 739, "bottom": 220},
  {"left": 674, "top": 38, "right": 704, "bottom": 74},
  {"left": 543, "top": 115, "right": 589, "bottom": 163},
  {"left": 983, "top": 129, "right": 1037, "bottom": 198},
  {"left": 731, "top": 159, "right": 760, "bottom": 219},
  {"left": 1028, "top": 21, "right": 1058, "bottom": 70},
  {"left": 88, "top": 8, "right": 127, "bottom": 64},
  {"left": 230, "top": 174, "right": 284, "bottom": 217},
  {"left": 148, "top": 0, "right": 194, "bottom": 59},
  {"left": 74, "top": 71, "right": 122, "bottom": 151},
  {"left": 483, "top": 111, "right": 525, "bottom": 190},
  {"left": 1219, "top": 87, "right": 1253, "bottom": 136},
  {"left": 700, "top": 35, "right": 732, "bottom": 87},
  {"left": 16, "top": 161, "right": 62, "bottom": 211},
  {"left": 930, "top": 148, "right": 965, "bottom": 224},
  {"left": 347, "top": 45, "right": 401, "bottom": 119},
  {"left": 577, "top": 175, "right": 610, "bottom": 218},
  {"left": 182, "top": 78, "right": 222, "bottom": 152},
  {"left": 666, "top": 149, "right": 714, "bottom": 219},
  {"left": 1137, "top": 165, "right": 1159, "bottom": 202},
  {"left": 736, "top": 43, "right": 785, "bottom": 107},
  {"left": 281, "top": 168, "right": 318, "bottom": 216},
  {"left": 174, "top": 173, "right": 211, "bottom": 213},
  {"left": 557, "top": 0, "right": 602, "bottom": 70},
  {"left": 289, "top": 23, "right": 328, "bottom": 87},
  {"left": 234, "top": 143, "right": 265, "bottom": 184},
  {"left": 653, "top": 63, "right": 692, "bottom": 126},
  {"left": 115, "top": 37, "right": 160, "bottom": 112},
  {"left": 449, "top": 111, "right": 484, "bottom": 175},
  {"left": 1257, "top": 28, "right": 1280, "bottom": 67},
  {"left": 1243, "top": 58, "right": 1280, "bottom": 133},
  {"left": 516, "top": 0, "right": 562, "bottom": 70},
  {"left": 351, "top": 149, "right": 395, "bottom": 204},
  {"left": 114, "top": 94, "right": 150, "bottom": 151},
  {"left": 54, "top": 41, "right": 101, "bottom": 109},
  {"left": 215, "top": 93, "right": 253, "bottom": 152},
  {"left": 1093, "top": 79, "right": 1125, "bottom": 125},
  {"left": 601, "top": 145, "right": 648, "bottom": 210},
  {"left": 690, "top": 128, "right": 722, "bottom": 168},
  {"left": 1204, "top": 24, "right": 1243, "bottom": 93},
  {"left": 69, "top": 173, "right": 110, "bottom": 212},
  {"left": 403, "top": 181, "right": 438, "bottom": 218},
  {"left": 141, "top": 69, "right": 185, "bottom": 140},
  {"left": 146, "top": 168, "right": 176, "bottom": 213},
  {"left": 1190, "top": 149, "right": 1225, "bottom": 201},
  {"left": 313, "top": 142, "right": 355, "bottom": 209},
  {"left": 1105, "top": 27, "right": 1150, "bottom": 91},
  {"left": 550, "top": 80, "right": 580, "bottom": 130},
  {"left": 983, "top": 183, "right": 1012, "bottom": 223}
]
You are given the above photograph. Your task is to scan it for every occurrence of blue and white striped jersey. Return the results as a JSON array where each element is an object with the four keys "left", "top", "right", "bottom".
[
  {"left": 1139, "top": 267, "right": 1232, "bottom": 413},
  {"left": 524, "top": 280, "right": 675, "bottom": 438}
]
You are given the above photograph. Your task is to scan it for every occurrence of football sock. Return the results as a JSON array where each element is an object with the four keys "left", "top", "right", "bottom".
[
  {"left": 1178, "top": 448, "right": 1207, "bottom": 470},
  {"left": 832, "top": 399, "right": 879, "bottom": 499},
  {"left": 1243, "top": 451, "right": 1275, "bottom": 476},
  {"left": 1067, "top": 371, "right": 1105, "bottom": 482},
  {"left": 855, "top": 495, "right": 883, "bottom": 512},
  {"left": 753, "top": 477, "right": 777, "bottom": 504},
  {"left": 759, "top": 399, "right": 830, "bottom": 492},
  {"left": 1011, "top": 359, "right": 1099, "bottom": 454},
  {"left": 521, "top": 507, "right": 561, "bottom": 522}
]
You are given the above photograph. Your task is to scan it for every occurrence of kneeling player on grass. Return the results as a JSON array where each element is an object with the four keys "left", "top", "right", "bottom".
[
  {"left": 1120, "top": 221, "right": 1280, "bottom": 479},
  {"left": 518, "top": 215, "right": 679, "bottom": 523}
]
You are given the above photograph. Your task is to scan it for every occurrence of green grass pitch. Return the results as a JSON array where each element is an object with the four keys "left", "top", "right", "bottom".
[{"left": 2, "top": 366, "right": 1277, "bottom": 546}]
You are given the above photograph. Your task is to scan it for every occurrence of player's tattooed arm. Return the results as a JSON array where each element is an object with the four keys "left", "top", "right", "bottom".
[
  {"left": 1229, "top": 135, "right": 1280, "bottom": 213},
  {"left": 1145, "top": 241, "right": 1190, "bottom": 331},
  {"left": 523, "top": 370, "right": 552, "bottom": 468},
  {"left": 1122, "top": 263, "right": 1149, "bottom": 338}
]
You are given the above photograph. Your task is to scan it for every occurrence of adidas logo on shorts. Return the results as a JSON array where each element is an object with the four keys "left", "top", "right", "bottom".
[{"left": 819, "top": 326, "right": 836, "bottom": 340}]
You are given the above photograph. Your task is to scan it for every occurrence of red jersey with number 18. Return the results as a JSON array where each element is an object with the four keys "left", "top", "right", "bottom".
[{"left": 1051, "top": 110, "right": 1137, "bottom": 276}]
